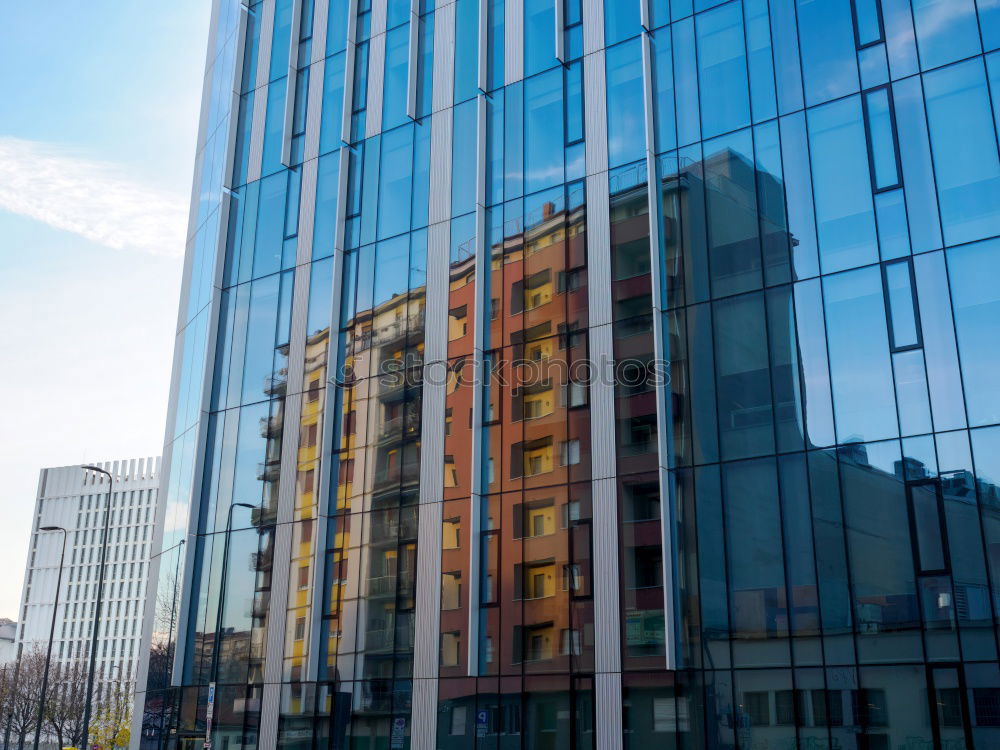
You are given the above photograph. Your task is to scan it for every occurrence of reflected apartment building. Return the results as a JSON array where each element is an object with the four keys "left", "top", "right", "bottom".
[{"left": 135, "top": 1, "right": 1000, "bottom": 749}]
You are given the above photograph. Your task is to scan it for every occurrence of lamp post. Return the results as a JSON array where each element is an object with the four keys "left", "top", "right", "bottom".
[
  {"left": 210, "top": 503, "right": 254, "bottom": 681},
  {"left": 32, "top": 526, "right": 67, "bottom": 750},
  {"left": 205, "top": 503, "right": 253, "bottom": 750},
  {"left": 166, "top": 539, "right": 186, "bottom": 662},
  {"left": 79, "top": 465, "right": 114, "bottom": 750}
]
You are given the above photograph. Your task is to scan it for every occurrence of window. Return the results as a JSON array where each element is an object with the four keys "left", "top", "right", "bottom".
[
  {"left": 560, "top": 628, "right": 582, "bottom": 656},
  {"left": 775, "top": 690, "right": 797, "bottom": 726},
  {"left": 851, "top": 0, "right": 884, "bottom": 47},
  {"left": 882, "top": 260, "right": 921, "bottom": 351},
  {"left": 441, "top": 631, "right": 461, "bottom": 667},
  {"left": 442, "top": 518, "right": 460, "bottom": 549},
  {"left": 297, "top": 565, "right": 310, "bottom": 589},
  {"left": 294, "top": 617, "right": 306, "bottom": 641},
  {"left": 442, "top": 572, "right": 462, "bottom": 610},
  {"left": 559, "top": 439, "right": 580, "bottom": 466},
  {"left": 450, "top": 706, "right": 467, "bottom": 736},
  {"left": 744, "top": 691, "right": 770, "bottom": 726},
  {"left": 562, "top": 564, "right": 582, "bottom": 593},
  {"left": 862, "top": 87, "right": 902, "bottom": 192}
]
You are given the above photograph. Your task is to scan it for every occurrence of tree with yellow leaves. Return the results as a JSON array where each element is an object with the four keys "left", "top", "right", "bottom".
[{"left": 87, "top": 672, "right": 131, "bottom": 750}]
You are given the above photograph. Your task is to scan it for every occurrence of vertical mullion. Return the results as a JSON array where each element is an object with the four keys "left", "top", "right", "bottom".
[{"left": 281, "top": 0, "right": 304, "bottom": 166}]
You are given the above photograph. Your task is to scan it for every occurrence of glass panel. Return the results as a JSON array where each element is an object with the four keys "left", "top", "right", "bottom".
[
  {"left": 808, "top": 96, "right": 878, "bottom": 273},
  {"left": 606, "top": 40, "right": 645, "bottom": 169},
  {"left": 823, "top": 267, "right": 898, "bottom": 444},
  {"left": 924, "top": 59, "right": 1000, "bottom": 246},
  {"left": 947, "top": 238, "right": 1000, "bottom": 427},
  {"left": 745, "top": 0, "right": 777, "bottom": 122},
  {"left": 525, "top": 67, "right": 566, "bottom": 191},
  {"left": 796, "top": 0, "right": 859, "bottom": 106},
  {"left": 714, "top": 293, "right": 774, "bottom": 459},
  {"left": 454, "top": 0, "right": 479, "bottom": 103},
  {"left": 382, "top": 25, "right": 410, "bottom": 130},
  {"left": 893, "top": 349, "right": 932, "bottom": 436},
  {"left": 696, "top": 1, "right": 750, "bottom": 138},
  {"left": 525, "top": 0, "right": 557, "bottom": 76},
  {"left": 912, "top": 0, "right": 981, "bottom": 69},
  {"left": 651, "top": 30, "right": 676, "bottom": 153},
  {"left": 605, "top": 0, "right": 641, "bottom": 45}
]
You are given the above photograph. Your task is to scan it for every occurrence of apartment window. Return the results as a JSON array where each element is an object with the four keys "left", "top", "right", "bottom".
[
  {"left": 442, "top": 518, "right": 460, "bottom": 550},
  {"left": 450, "top": 706, "right": 467, "bottom": 736},
  {"left": 441, "top": 631, "right": 461, "bottom": 667},
  {"left": 565, "top": 380, "right": 587, "bottom": 408},
  {"left": 562, "top": 564, "right": 582, "bottom": 593},
  {"left": 744, "top": 692, "right": 770, "bottom": 726},
  {"left": 298, "top": 565, "right": 310, "bottom": 589},
  {"left": 560, "top": 628, "right": 581, "bottom": 656},
  {"left": 560, "top": 439, "right": 580, "bottom": 466},
  {"left": 444, "top": 456, "right": 459, "bottom": 488},
  {"left": 441, "top": 572, "right": 462, "bottom": 610},
  {"left": 294, "top": 617, "right": 306, "bottom": 641}
]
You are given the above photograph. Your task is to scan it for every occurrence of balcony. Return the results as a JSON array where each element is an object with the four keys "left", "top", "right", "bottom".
[
  {"left": 259, "top": 415, "right": 283, "bottom": 438},
  {"left": 364, "top": 625, "right": 414, "bottom": 652},
  {"left": 373, "top": 310, "right": 425, "bottom": 349},
  {"left": 367, "top": 573, "right": 416, "bottom": 598},
  {"left": 368, "top": 515, "right": 418, "bottom": 541},
  {"left": 372, "top": 463, "right": 420, "bottom": 492},
  {"left": 377, "top": 412, "right": 420, "bottom": 442},
  {"left": 257, "top": 459, "right": 281, "bottom": 482},
  {"left": 264, "top": 372, "right": 287, "bottom": 396}
]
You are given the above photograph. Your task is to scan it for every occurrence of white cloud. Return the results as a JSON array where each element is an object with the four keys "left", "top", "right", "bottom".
[{"left": 0, "top": 137, "right": 188, "bottom": 257}]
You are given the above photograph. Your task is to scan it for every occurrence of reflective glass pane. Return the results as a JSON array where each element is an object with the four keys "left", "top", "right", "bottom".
[
  {"left": 696, "top": 1, "right": 750, "bottom": 138},
  {"left": 924, "top": 59, "right": 1000, "bottom": 246},
  {"left": 823, "top": 267, "right": 898, "bottom": 443},
  {"left": 912, "top": 0, "right": 981, "bottom": 69},
  {"left": 796, "top": 0, "right": 859, "bottom": 106},
  {"left": 808, "top": 96, "right": 878, "bottom": 273},
  {"left": 947, "top": 238, "right": 1000, "bottom": 426}
]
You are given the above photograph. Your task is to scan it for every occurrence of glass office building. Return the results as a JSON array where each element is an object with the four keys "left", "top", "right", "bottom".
[{"left": 134, "top": 0, "right": 1000, "bottom": 748}]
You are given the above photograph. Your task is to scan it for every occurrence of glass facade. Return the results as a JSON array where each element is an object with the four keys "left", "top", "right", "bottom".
[{"left": 135, "top": 0, "right": 1000, "bottom": 748}]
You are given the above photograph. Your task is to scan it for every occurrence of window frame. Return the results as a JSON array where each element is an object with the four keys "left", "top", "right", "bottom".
[
  {"left": 881, "top": 258, "right": 923, "bottom": 353},
  {"left": 850, "top": 0, "right": 885, "bottom": 49},
  {"left": 861, "top": 85, "right": 904, "bottom": 194}
]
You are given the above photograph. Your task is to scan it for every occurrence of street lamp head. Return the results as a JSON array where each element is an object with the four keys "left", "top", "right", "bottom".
[
  {"left": 234, "top": 502, "right": 254, "bottom": 509},
  {"left": 39, "top": 526, "right": 65, "bottom": 532}
]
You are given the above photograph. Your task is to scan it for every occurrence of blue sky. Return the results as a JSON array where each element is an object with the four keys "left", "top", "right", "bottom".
[{"left": 0, "top": 3, "right": 212, "bottom": 619}]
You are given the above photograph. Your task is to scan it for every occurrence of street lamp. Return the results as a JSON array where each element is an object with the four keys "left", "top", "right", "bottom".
[
  {"left": 165, "top": 539, "right": 186, "bottom": 663},
  {"left": 205, "top": 502, "right": 253, "bottom": 750},
  {"left": 32, "top": 526, "right": 67, "bottom": 750},
  {"left": 79, "top": 464, "right": 114, "bottom": 750},
  {"left": 210, "top": 503, "right": 254, "bottom": 681}
]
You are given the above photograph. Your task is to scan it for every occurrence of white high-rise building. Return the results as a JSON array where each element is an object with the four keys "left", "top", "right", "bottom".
[{"left": 17, "top": 458, "right": 160, "bottom": 684}]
